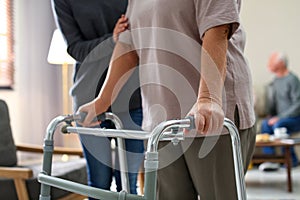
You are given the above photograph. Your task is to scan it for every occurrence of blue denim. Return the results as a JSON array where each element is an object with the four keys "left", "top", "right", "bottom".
[
  {"left": 79, "top": 108, "right": 144, "bottom": 199},
  {"left": 261, "top": 116, "right": 300, "bottom": 166}
]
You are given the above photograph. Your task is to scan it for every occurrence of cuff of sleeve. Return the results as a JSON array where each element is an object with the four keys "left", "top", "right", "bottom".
[
  {"left": 108, "top": 36, "right": 116, "bottom": 49},
  {"left": 119, "top": 30, "right": 133, "bottom": 45}
]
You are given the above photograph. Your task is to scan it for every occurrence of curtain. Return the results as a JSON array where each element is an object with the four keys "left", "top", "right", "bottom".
[{"left": 0, "top": 0, "right": 14, "bottom": 89}]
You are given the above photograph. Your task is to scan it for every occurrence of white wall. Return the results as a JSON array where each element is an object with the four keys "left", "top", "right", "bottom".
[
  {"left": 0, "top": 0, "right": 63, "bottom": 145},
  {"left": 241, "top": 0, "right": 300, "bottom": 87}
]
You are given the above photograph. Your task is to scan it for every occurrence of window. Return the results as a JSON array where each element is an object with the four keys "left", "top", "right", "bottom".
[{"left": 0, "top": 0, "right": 14, "bottom": 89}]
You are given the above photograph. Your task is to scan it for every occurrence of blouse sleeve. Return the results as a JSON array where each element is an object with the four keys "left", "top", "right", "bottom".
[
  {"left": 194, "top": 0, "right": 240, "bottom": 39},
  {"left": 118, "top": 0, "right": 134, "bottom": 46}
]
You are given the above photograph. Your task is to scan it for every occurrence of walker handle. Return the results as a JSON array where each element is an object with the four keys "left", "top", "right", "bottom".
[{"left": 186, "top": 115, "right": 196, "bottom": 130}]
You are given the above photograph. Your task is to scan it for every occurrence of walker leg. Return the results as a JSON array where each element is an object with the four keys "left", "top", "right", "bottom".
[{"left": 224, "top": 118, "right": 247, "bottom": 200}]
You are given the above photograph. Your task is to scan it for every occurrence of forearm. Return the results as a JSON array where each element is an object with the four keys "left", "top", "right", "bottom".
[
  {"left": 94, "top": 42, "right": 139, "bottom": 114},
  {"left": 198, "top": 25, "right": 229, "bottom": 104},
  {"left": 189, "top": 25, "right": 230, "bottom": 134}
]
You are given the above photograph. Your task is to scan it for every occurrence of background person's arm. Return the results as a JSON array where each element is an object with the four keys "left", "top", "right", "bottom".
[{"left": 278, "top": 76, "right": 300, "bottom": 118}]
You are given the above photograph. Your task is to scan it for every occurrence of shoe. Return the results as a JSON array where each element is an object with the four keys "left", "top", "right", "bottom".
[{"left": 258, "top": 162, "right": 280, "bottom": 172}]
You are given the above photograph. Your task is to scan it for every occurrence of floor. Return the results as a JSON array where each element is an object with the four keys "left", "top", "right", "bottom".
[
  {"left": 245, "top": 165, "right": 300, "bottom": 200},
  {"left": 94, "top": 165, "right": 300, "bottom": 200}
]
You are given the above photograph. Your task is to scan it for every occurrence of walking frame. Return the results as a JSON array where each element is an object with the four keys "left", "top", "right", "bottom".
[{"left": 38, "top": 112, "right": 247, "bottom": 200}]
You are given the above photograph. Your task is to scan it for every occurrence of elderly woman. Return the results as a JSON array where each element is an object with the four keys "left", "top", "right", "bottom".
[{"left": 78, "top": 0, "right": 256, "bottom": 199}]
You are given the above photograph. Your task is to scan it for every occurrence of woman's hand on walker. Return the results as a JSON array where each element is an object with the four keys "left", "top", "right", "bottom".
[
  {"left": 186, "top": 98, "right": 224, "bottom": 134},
  {"left": 77, "top": 100, "right": 102, "bottom": 127}
]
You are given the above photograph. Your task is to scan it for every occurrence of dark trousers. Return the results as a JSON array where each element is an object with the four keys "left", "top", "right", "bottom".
[{"left": 156, "top": 126, "right": 256, "bottom": 200}]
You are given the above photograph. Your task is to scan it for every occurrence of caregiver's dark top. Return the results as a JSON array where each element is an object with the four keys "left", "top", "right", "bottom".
[{"left": 52, "top": 0, "right": 141, "bottom": 112}]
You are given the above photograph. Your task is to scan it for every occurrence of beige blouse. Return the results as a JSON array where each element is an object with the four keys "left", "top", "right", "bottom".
[{"left": 119, "top": 0, "right": 255, "bottom": 132}]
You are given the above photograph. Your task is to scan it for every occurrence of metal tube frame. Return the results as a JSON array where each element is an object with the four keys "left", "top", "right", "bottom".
[
  {"left": 38, "top": 113, "right": 246, "bottom": 200},
  {"left": 104, "top": 113, "right": 131, "bottom": 193},
  {"left": 224, "top": 118, "right": 247, "bottom": 200}
]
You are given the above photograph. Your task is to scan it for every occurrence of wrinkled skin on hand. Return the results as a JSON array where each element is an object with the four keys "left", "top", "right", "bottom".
[
  {"left": 187, "top": 98, "right": 224, "bottom": 135},
  {"left": 77, "top": 100, "right": 102, "bottom": 127}
]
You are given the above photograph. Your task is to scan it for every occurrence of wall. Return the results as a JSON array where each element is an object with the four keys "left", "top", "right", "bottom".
[
  {"left": 240, "top": 0, "right": 300, "bottom": 87},
  {"left": 0, "top": 0, "right": 63, "bottom": 146}
]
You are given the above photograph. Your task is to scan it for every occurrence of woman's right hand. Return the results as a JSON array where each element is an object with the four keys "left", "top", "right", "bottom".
[
  {"left": 113, "top": 14, "right": 128, "bottom": 42},
  {"left": 186, "top": 98, "right": 224, "bottom": 135}
]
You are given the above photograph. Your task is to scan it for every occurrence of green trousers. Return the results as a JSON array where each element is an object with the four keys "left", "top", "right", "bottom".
[{"left": 156, "top": 126, "right": 256, "bottom": 200}]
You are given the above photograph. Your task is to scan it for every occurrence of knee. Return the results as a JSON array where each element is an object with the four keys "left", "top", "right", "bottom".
[{"left": 273, "top": 119, "right": 287, "bottom": 128}]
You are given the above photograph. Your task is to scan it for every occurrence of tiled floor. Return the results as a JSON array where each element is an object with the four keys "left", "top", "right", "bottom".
[{"left": 245, "top": 165, "right": 300, "bottom": 200}]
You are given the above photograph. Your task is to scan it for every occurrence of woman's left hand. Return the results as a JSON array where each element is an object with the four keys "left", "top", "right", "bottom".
[{"left": 77, "top": 100, "right": 102, "bottom": 127}]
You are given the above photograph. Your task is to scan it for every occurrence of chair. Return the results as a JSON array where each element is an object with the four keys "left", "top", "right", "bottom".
[{"left": 0, "top": 99, "right": 87, "bottom": 200}]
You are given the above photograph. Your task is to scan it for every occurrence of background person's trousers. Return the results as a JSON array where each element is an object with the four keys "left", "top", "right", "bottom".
[{"left": 261, "top": 116, "right": 300, "bottom": 166}]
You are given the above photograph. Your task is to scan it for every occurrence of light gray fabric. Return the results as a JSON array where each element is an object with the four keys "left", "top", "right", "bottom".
[
  {"left": 0, "top": 99, "right": 17, "bottom": 167},
  {"left": 267, "top": 72, "right": 300, "bottom": 118},
  {"left": 122, "top": 0, "right": 255, "bottom": 131},
  {"left": 70, "top": 38, "right": 141, "bottom": 114},
  {"left": 70, "top": 38, "right": 114, "bottom": 111}
]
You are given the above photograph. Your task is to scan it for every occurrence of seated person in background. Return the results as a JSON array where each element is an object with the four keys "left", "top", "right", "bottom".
[{"left": 260, "top": 51, "right": 300, "bottom": 170}]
